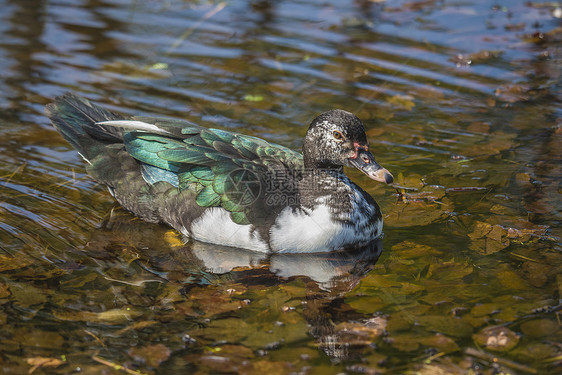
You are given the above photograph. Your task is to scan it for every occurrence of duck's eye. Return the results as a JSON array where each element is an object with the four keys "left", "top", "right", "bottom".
[{"left": 332, "top": 130, "right": 344, "bottom": 140}]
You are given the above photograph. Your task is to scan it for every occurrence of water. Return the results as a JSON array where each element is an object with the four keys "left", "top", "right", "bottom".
[{"left": 0, "top": 0, "right": 560, "bottom": 373}]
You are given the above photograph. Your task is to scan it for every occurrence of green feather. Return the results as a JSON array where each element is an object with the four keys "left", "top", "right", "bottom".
[
  {"left": 190, "top": 166, "right": 214, "bottom": 181},
  {"left": 158, "top": 148, "right": 210, "bottom": 165},
  {"left": 212, "top": 174, "right": 228, "bottom": 195},
  {"left": 196, "top": 185, "right": 220, "bottom": 207},
  {"left": 212, "top": 140, "right": 242, "bottom": 159},
  {"left": 223, "top": 170, "right": 261, "bottom": 207},
  {"left": 178, "top": 171, "right": 198, "bottom": 184},
  {"left": 211, "top": 162, "right": 249, "bottom": 176},
  {"left": 199, "top": 129, "right": 224, "bottom": 145},
  {"left": 125, "top": 133, "right": 194, "bottom": 172},
  {"left": 204, "top": 152, "right": 233, "bottom": 163},
  {"left": 121, "top": 120, "right": 305, "bottom": 224},
  {"left": 127, "top": 150, "right": 180, "bottom": 172},
  {"left": 230, "top": 211, "right": 250, "bottom": 225},
  {"left": 231, "top": 137, "right": 258, "bottom": 160},
  {"left": 181, "top": 126, "right": 203, "bottom": 135},
  {"left": 199, "top": 178, "right": 212, "bottom": 187},
  {"left": 183, "top": 136, "right": 208, "bottom": 147},
  {"left": 255, "top": 147, "right": 269, "bottom": 158},
  {"left": 209, "top": 128, "right": 236, "bottom": 143},
  {"left": 221, "top": 196, "right": 243, "bottom": 212},
  {"left": 195, "top": 183, "right": 204, "bottom": 193},
  {"left": 264, "top": 147, "right": 278, "bottom": 156},
  {"left": 241, "top": 134, "right": 269, "bottom": 148},
  {"left": 134, "top": 134, "right": 185, "bottom": 147},
  {"left": 178, "top": 179, "right": 200, "bottom": 191}
]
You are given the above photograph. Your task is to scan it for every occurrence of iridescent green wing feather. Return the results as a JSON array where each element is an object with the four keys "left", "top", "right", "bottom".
[{"left": 124, "top": 124, "right": 303, "bottom": 225}]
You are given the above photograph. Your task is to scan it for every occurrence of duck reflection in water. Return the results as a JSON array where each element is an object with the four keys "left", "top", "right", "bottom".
[{"left": 82, "top": 208, "right": 383, "bottom": 360}]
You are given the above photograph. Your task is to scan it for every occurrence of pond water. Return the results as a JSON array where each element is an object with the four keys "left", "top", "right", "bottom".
[{"left": 0, "top": 0, "right": 561, "bottom": 373}]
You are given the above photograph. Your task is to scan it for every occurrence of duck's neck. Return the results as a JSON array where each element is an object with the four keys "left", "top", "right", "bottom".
[
  {"left": 309, "top": 165, "right": 344, "bottom": 176},
  {"left": 296, "top": 165, "right": 351, "bottom": 208},
  {"left": 303, "top": 155, "right": 344, "bottom": 174},
  {"left": 302, "top": 168, "right": 379, "bottom": 223}
]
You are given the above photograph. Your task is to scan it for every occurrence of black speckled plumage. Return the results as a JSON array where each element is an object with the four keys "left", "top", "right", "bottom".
[{"left": 46, "top": 93, "right": 393, "bottom": 253}]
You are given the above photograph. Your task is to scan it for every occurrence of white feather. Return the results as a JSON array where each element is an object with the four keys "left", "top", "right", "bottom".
[
  {"left": 270, "top": 194, "right": 381, "bottom": 253},
  {"left": 270, "top": 204, "right": 341, "bottom": 253},
  {"left": 77, "top": 152, "right": 92, "bottom": 165},
  {"left": 96, "top": 120, "right": 170, "bottom": 134},
  {"left": 190, "top": 207, "right": 269, "bottom": 253}
]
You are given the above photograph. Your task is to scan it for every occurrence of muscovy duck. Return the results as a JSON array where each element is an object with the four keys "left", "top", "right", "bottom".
[{"left": 46, "top": 93, "right": 393, "bottom": 253}]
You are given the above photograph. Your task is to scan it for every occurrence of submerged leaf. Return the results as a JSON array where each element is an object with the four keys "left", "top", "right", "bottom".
[
  {"left": 18, "top": 329, "right": 64, "bottom": 349},
  {"left": 497, "top": 270, "right": 528, "bottom": 290},
  {"left": 0, "top": 283, "right": 11, "bottom": 299},
  {"left": 520, "top": 319, "right": 560, "bottom": 338},
  {"left": 8, "top": 281, "right": 49, "bottom": 308},
  {"left": 469, "top": 221, "right": 510, "bottom": 255},
  {"left": 26, "top": 356, "right": 64, "bottom": 373},
  {"left": 387, "top": 334, "right": 420, "bottom": 351},
  {"left": 0, "top": 254, "right": 34, "bottom": 272},
  {"left": 419, "top": 333, "right": 460, "bottom": 353},
  {"left": 335, "top": 316, "right": 387, "bottom": 342},
  {"left": 391, "top": 241, "right": 443, "bottom": 259},
  {"left": 53, "top": 308, "right": 142, "bottom": 324},
  {"left": 128, "top": 344, "right": 171, "bottom": 368},
  {"left": 386, "top": 94, "right": 416, "bottom": 111},
  {"left": 473, "top": 326, "right": 520, "bottom": 352},
  {"left": 427, "top": 261, "right": 473, "bottom": 281},
  {"left": 417, "top": 315, "right": 473, "bottom": 338},
  {"left": 384, "top": 201, "right": 448, "bottom": 227}
]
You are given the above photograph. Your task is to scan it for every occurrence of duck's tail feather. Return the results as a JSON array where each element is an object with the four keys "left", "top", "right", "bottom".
[{"left": 45, "top": 93, "right": 125, "bottom": 161}]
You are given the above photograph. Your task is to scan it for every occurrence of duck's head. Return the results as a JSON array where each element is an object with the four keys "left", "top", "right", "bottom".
[{"left": 303, "top": 109, "right": 393, "bottom": 184}]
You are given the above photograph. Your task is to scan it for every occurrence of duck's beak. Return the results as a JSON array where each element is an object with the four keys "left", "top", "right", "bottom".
[{"left": 348, "top": 149, "right": 394, "bottom": 184}]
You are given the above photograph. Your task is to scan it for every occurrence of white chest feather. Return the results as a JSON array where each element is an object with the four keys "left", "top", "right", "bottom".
[
  {"left": 188, "top": 208, "right": 269, "bottom": 253},
  {"left": 269, "top": 195, "right": 381, "bottom": 253}
]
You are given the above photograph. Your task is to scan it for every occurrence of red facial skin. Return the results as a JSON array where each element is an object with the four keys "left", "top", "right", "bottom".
[
  {"left": 347, "top": 141, "right": 393, "bottom": 184},
  {"left": 349, "top": 142, "right": 369, "bottom": 160}
]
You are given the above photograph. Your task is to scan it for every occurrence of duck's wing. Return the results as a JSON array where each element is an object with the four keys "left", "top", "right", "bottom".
[{"left": 101, "top": 119, "right": 304, "bottom": 225}]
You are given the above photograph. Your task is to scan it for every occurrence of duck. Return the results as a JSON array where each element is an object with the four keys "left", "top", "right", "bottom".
[{"left": 46, "top": 93, "right": 393, "bottom": 253}]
